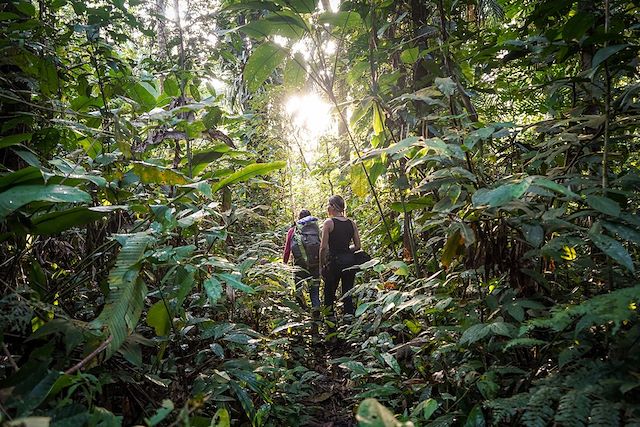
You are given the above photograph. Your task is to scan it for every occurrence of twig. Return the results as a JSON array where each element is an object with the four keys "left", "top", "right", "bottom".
[
  {"left": 64, "top": 335, "right": 113, "bottom": 375},
  {"left": 2, "top": 343, "right": 18, "bottom": 372}
]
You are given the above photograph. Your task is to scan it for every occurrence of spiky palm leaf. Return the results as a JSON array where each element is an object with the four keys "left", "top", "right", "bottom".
[{"left": 91, "top": 233, "right": 154, "bottom": 358}]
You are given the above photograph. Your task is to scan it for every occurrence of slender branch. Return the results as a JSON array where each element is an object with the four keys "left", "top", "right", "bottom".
[{"left": 65, "top": 335, "right": 113, "bottom": 375}]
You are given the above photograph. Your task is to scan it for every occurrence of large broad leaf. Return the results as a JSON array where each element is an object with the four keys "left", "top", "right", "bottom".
[
  {"left": 400, "top": 47, "right": 419, "bottom": 64},
  {"left": 351, "top": 164, "right": 369, "bottom": 198},
  {"left": 188, "top": 144, "right": 232, "bottom": 175},
  {"left": 244, "top": 42, "right": 288, "bottom": 92},
  {"left": 592, "top": 44, "right": 629, "bottom": 70},
  {"left": 284, "top": 54, "right": 307, "bottom": 88},
  {"left": 241, "top": 12, "right": 307, "bottom": 40},
  {"left": 211, "top": 161, "right": 286, "bottom": 193},
  {"left": 204, "top": 276, "right": 223, "bottom": 304},
  {"left": 92, "top": 233, "right": 154, "bottom": 358},
  {"left": 223, "top": 1, "right": 282, "bottom": 12},
  {"left": 441, "top": 229, "right": 463, "bottom": 268},
  {"left": 0, "top": 185, "right": 91, "bottom": 219},
  {"left": 0, "top": 166, "right": 43, "bottom": 191},
  {"left": 435, "top": 77, "right": 456, "bottom": 96},
  {"left": 131, "top": 162, "right": 190, "bottom": 185},
  {"left": 147, "top": 301, "right": 171, "bottom": 336},
  {"left": 317, "top": 11, "right": 362, "bottom": 29},
  {"left": 273, "top": 0, "right": 316, "bottom": 13},
  {"left": 472, "top": 179, "right": 532, "bottom": 208},
  {"left": 0, "top": 133, "right": 31, "bottom": 150},
  {"left": 589, "top": 229, "right": 634, "bottom": 273},
  {"left": 532, "top": 177, "right": 578, "bottom": 199},
  {"left": 30, "top": 206, "right": 124, "bottom": 235},
  {"left": 125, "top": 81, "right": 158, "bottom": 111},
  {"left": 586, "top": 195, "right": 620, "bottom": 217},
  {"left": 356, "top": 398, "right": 403, "bottom": 427},
  {"left": 219, "top": 273, "right": 254, "bottom": 294}
]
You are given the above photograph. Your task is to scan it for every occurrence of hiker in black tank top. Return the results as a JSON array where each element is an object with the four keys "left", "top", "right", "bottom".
[{"left": 320, "top": 195, "right": 361, "bottom": 328}]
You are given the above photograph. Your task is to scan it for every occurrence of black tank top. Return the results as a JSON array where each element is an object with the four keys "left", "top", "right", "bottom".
[{"left": 328, "top": 218, "right": 354, "bottom": 254}]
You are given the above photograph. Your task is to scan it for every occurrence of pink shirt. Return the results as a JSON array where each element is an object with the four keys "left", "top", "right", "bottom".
[{"left": 283, "top": 227, "right": 295, "bottom": 263}]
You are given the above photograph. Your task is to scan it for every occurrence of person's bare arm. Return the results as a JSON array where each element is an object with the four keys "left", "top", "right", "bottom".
[
  {"left": 319, "top": 219, "right": 333, "bottom": 273},
  {"left": 351, "top": 220, "right": 361, "bottom": 251}
]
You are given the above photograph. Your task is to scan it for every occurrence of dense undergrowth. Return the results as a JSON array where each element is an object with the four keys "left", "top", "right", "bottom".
[{"left": 1, "top": 0, "right": 640, "bottom": 426}]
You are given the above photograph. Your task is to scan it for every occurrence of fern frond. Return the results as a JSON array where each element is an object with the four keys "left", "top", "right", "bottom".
[
  {"left": 485, "top": 393, "right": 529, "bottom": 424},
  {"left": 589, "top": 400, "right": 621, "bottom": 427},
  {"left": 522, "top": 386, "right": 561, "bottom": 427},
  {"left": 554, "top": 390, "right": 591, "bottom": 427},
  {"left": 91, "top": 233, "right": 154, "bottom": 358},
  {"left": 528, "top": 284, "right": 640, "bottom": 335}
]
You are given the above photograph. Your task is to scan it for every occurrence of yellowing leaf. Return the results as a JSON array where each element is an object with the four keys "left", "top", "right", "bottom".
[
  {"left": 561, "top": 246, "right": 577, "bottom": 261},
  {"left": 147, "top": 301, "right": 171, "bottom": 336}
]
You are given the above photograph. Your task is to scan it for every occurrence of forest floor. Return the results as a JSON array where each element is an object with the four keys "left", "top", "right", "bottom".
[{"left": 286, "top": 330, "right": 358, "bottom": 427}]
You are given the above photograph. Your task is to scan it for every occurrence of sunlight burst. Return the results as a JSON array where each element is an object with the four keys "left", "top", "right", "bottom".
[{"left": 285, "top": 93, "right": 334, "bottom": 141}]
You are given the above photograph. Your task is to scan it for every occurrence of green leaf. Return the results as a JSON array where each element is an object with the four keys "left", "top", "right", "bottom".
[
  {"left": 355, "top": 302, "right": 372, "bottom": 317},
  {"left": 30, "top": 206, "right": 124, "bottom": 235},
  {"left": 243, "top": 42, "right": 288, "bottom": 92},
  {"left": 441, "top": 229, "right": 463, "bottom": 268},
  {"left": 586, "top": 195, "right": 620, "bottom": 217},
  {"left": 212, "top": 408, "right": 231, "bottom": 427},
  {"left": 460, "top": 323, "right": 490, "bottom": 345},
  {"left": 274, "top": 0, "right": 316, "bottom": 13},
  {"left": 211, "top": 161, "right": 285, "bottom": 193},
  {"left": 163, "top": 76, "right": 180, "bottom": 97},
  {"left": 563, "top": 13, "right": 594, "bottom": 41},
  {"left": 188, "top": 144, "right": 232, "bottom": 176},
  {"left": 435, "top": 77, "right": 456, "bottom": 96},
  {"left": 472, "top": 179, "right": 532, "bottom": 208},
  {"left": 147, "top": 301, "right": 171, "bottom": 337},
  {"left": 131, "top": 162, "right": 190, "bottom": 185},
  {"left": 372, "top": 102, "right": 385, "bottom": 135},
  {"left": 0, "top": 167, "right": 43, "bottom": 191},
  {"left": 356, "top": 398, "right": 403, "bottom": 427},
  {"left": 340, "top": 360, "right": 368, "bottom": 376},
  {"left": 531, "top": 177, "right": 578, "bottom": 198},
  {"left": 588, "top": 229, "right": 635, "bottom": 273},
  {"left": 241, "top": 12, "right": 307, "bottom": 39},
  {"left": 400, "top": 47, "right": 419, "bottom": 64},
  {"left": 204, "top": 276, "right": 223, "bottom": 304},
  {"left": 420, "top": 137, "right": 465, "bottom": 160},
  {"left": 219, "top": 273, "right": 254, "bottom": 294},
  {"left": 381, "top": 352, "right": 401, "bottom": 375},
  {"left": 464, "top": 404, "right": 485, "bottom": 427},
  {"left": 15, "top": 371, "right": 62, "bottom": 416},
  {"left": 91, "top": 233, "right": 154, "bottom": 358},
  {"left": 317, "top": 11, "right": 362, "bottom": 29},
  {"left": 0, "top": 185, "right": 91, "bottom": 219},
  {"left": 145, "top": 399, "right": 174, "bottom": 427},
  {"left": 522, "top": 223, "right": 544, "bottom": 248},
  {"left": 126, "top": 81, "right": 158, "bottom": 110},
  {"left": 284, "top": 55, "right": 307, "bottom": 88},
  {"left": 0, "top": 133, "right": 31, "bottom": 149},
  {"left": 602, "top": 221, "right": 640, "bottom": 245},
  {"left": 223, "top": 1, "right": 282, "bottom": 12},
  {"left": 592, "top": 44, "right": 629, "bottom": 70},
  {"left": 413, "top": 398, "right": 438, "bottom": 421}
]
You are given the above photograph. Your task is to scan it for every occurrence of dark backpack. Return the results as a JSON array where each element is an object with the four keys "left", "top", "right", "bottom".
[{"left": 291, "top": 218, "right": 321, "bottom": 271}]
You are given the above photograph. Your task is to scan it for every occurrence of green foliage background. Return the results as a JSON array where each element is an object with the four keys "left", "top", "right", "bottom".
[{"left": 1, "top": 0, "right": 639, "bottom": 426}]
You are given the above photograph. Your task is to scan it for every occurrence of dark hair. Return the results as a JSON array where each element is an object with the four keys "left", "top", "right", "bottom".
[
  {"left": 298, "top": 209, "right": 311, "bottom": 219},
  {"left": 328, "top": 195, "right": 345, "bottom": 213}
]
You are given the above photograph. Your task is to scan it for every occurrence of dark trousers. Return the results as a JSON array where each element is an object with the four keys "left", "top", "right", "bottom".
[
  {"left": 295, "top": 267, "right": 320, "bottom": 310},
  {"left": 323, "top": 262, "right": 356, "bottom": 317}
]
